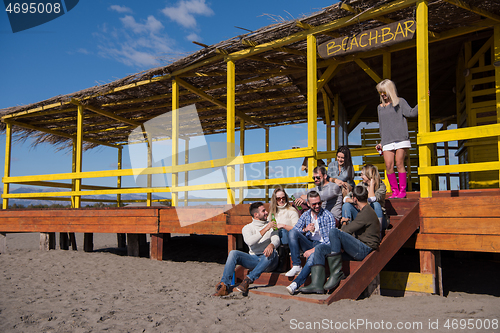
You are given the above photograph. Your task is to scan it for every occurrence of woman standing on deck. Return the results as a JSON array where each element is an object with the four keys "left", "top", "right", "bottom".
[{"left": 375, "top": 79, "right": 418, "bottom": 198}]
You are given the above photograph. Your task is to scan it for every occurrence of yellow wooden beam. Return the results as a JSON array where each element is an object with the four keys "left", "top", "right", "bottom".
[
  {"left": 347, "top": 105, "right": 367, "bottom": 133},
  {"left": 354, "top": 59, "right": 382, "bottom": 83},
  {"left": 227, "top": 60, "right": 236, "bottom": 204},
  {"left": 70, "top": 99, "right": 141, "bottom": 127},
  {"left": 117, "top": 147, "right": 122, "bottom": 207},
  {"left": 467, "top": 36, "right": 493, "bottom": 68},
  {"left": 416, "top": 0, "right": 432, "bottom": 198},
  {"left": 417, "top": 123, "right": 500, "bottom": 144},
  {"left": 2, "top": 123, "right": 11, "bottom": 209},
  {"left": 317, "top": 63, "right": 341, "bottom": 90},
  {"left": 172, "top": 78, "right": 179, "bottom": 207},
  {"left": 380, "top": 271, "right": 435, "bottom": 293},
  {"left": 1, "top": 101, "right": 72, "bottom": 120},
  {"left": 419, "top": 161, "right": 500, "bottom": 175},
  {"left": 74, "top": 104, "right": 83, "bottom": 208},
  {"left": 239, "top": 119, "right": 245, "bottom": 204},
  {"left": 495, "top": 25, "right": 500, "bottom": 186},
  {"left": 227, "top": 0, "right": 419, "bottom": 62},
  {"left": 175, "top": 77, "right": 267, "bottom": 129},
  {"left": 442, "top": 0, "right": 500, "bottom": 23},
  {"left": 3, "top": 120, "right": 117, "bottom": 148},
  {"left": 307, "top": 34, "right": 317, "bottom": 189}
]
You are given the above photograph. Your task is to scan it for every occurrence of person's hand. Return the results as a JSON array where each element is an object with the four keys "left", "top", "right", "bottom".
[
  {"left": 368, "top": 178, "right": 374, "bottom": 188},
  {"left": 334, "top": 178, "right": 343, "bottom": 187},
  {"left": 344, "top": 197, "right": 353, "bottom": 204},
  {"left": 376, "top": 143, "right": 382, "bottom": 151},
  {"left": 304, "top": 248, "right": 315, "bottom": 258},
  {"left": 276, "top": 223, "right": 286, "bottom": 230},
  {"left": 263, "top": 244, "right": 274, "bottom": 257},
  {"left": 341, "top": 217, "right": 350, "bottom": 226},
  {"left": 304, "top": 223, "right": 315, "bottom": 233},
  {"left": 294, "top": 197, "right": 305, "bottom": 206}
]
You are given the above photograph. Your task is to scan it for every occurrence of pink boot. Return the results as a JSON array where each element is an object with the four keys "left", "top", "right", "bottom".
[
  {"left": 387, "top": 172, "right": 399, "bottom": 199},
  {"left": 396, "top": 172, "right": 407, "bottom": 198}
]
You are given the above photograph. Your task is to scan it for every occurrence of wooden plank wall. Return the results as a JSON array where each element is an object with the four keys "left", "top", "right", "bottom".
[{"left": 416, "top": 189, "right": 500, "bottom": 252}]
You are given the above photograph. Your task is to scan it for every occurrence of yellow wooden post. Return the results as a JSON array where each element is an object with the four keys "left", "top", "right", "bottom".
[
  {"left": 265, "top": 128, "right": 270, "bottom": 202},
  {"left": 226, "top": 60, "right": 236, "bottom": 204},
  {"left": 71, "top": 140, "right": 76, "bottom": 207},
  {"left": 416, "top": 0, "right": 432, "bottom": 198},
  {"left": 184, "top": 138, "right": 189, "bottom": 206},
  {"left": 147, "top": 140, "right": 152, "bottom": 207},
  {"left": 495, "top": 25, "right": 500, "bottom": 186},
  {"left": 117, "top": 147, "right": 122, "bottom": 207},
  {"left": 172, "top": 78, "right": 179, "bottom": 207},
  {"left": 383, "top": 52, "right": 391, "bottom": 79},
  {"left": 2, "top": 123, "right": 12, "bottom": 209},
  {"left": 75, "top": 104, "right": 83, "bottom": 208},
  {"left": 307, "top": 34, "right": 318, "bottom": 188},
  {"left": 239, "top": 119, "right": 245, "bottom": 203}
]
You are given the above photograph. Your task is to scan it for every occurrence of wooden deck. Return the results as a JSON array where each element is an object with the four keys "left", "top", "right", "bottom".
[{"left": 1, "top": 189, "right": 499, "bottom": 302}]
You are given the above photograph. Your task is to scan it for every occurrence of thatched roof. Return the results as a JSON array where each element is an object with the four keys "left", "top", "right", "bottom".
[{"left": 1, "top": 0, "right": 499, "bottom": 150}]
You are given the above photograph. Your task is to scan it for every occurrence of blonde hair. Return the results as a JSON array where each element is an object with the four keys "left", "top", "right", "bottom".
[
  {"left": 376, "top": 79, "right": 400, "bottom": 106},
  {"left": 269, "top": 186, "right": 289, "bottom": 217},
  {"left": 361, "top": 164, "right": 381, "bottom": 191}
]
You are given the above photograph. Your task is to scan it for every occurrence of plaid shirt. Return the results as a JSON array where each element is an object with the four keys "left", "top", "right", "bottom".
[{"left": 293, "top": 208, "right": 336, "bottom": 245}]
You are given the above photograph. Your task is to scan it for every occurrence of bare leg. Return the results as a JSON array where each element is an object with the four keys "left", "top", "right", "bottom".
[
  {"left": 383, "top": 150, "right": 395, "bottom": 174},
  {"left": 395, "top": 148, "right": 408, "bottom": 173}
]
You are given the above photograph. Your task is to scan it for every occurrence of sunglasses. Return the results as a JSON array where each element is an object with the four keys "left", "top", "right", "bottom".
[
  {"left": 379, "top": 91, "right": 386, "bottom": 95},
  {"left": 276, "top": 196, "right": 286, "bottom": 201},
  {"left": 312, "top": 176, "right": 322, "bottom": 180}
]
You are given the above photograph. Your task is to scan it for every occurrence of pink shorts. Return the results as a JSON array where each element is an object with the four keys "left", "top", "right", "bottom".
[{"left": 382, "top": 140, "right": 411, "bottom": 151}]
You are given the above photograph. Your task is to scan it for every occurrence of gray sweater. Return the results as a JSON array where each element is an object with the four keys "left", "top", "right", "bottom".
[
  {"left": 302, "top": 182, "right": 342, "bottom": 220},
  {"left": 377, "top": 98, "right": 418, "bottom": 146}
]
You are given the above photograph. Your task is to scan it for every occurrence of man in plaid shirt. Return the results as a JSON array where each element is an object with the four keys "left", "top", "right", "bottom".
[{"left": 285, "top": 190, "right": 337, "bottom": 295}]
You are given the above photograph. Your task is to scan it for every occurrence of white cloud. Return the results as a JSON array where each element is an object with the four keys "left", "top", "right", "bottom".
[
  {"left": 77, "top": 48, "right": 89, "bottom": 54},
  {"left": 120, "top": 15, "right": 163, "bottom": 34},
  {"left": 109, "top": 5, "right": 133, "bottom": 14},
  {"left": 162, "top": 0, "right": 214, "bottom": 29},
  {"left": 95, "top": 15, "right": 175, "bottom": 68},
  {"left": 186, "top": 32, "right": 200, "bottom": 42}
]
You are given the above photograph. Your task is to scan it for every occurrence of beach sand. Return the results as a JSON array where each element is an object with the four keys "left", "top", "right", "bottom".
[{"left": 1, "top": 233, "right": 499, "bottom": 332}]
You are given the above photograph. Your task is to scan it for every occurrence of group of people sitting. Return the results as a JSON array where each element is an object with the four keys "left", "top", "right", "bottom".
[{"left": 213, "top": 146, "right": 388, "bottom": 297}]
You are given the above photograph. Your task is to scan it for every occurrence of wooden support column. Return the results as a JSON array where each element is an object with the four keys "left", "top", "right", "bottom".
[
  {"left": 59, "top": 233, "right": 69, "bottom": 250},
  {"left": 228, "top": 234, "right": 237, "bottom": 253},
  {"left": 495, "top": 25, "right": 500, "bottom": 185},
  {"left": 239, "top": 119, "right": 245, "bottom": 204},
  {"left": 184, "top": 138, "right": 189, "bottom": 206},
  {"left": 323, "top": 91, "right": 332, "bottom": 164},
  {"left": 127, "top": 234, "right": 147, "bottom": 257},
  {"left": 307, "top": 34, "right": 318, "bottom": 189},
  {"left": 172, "top": 78, "right": 179, "bottom": 207},
  {"left": 334, "top": 94, "right": 340, "bottom": 151},
  {"left": 419, "top": 250, "right": 442, "bottom": 295},
  {"left": 2, "top": 123, "right": 11, "bottom": 210},
  {"left": 40, "top": 232, "right": 55, "bottom": 251},
  {"left": 226, "top": 60, "right": 236, "bottom": 204},
  {"left": 147, "top": 140, "right": 152, "bottom": 207},
  {"left": 116, "top": 147, "right": 126, "bottom": 248},
  {"left": 150, "top": 233, "right": 165, "bottom": 260},
  {"left": 416, "top": 0, "right": 432, "bottom": 198},
  {"left": 265, "top": 128, "right": 269, "bottom": 202}
]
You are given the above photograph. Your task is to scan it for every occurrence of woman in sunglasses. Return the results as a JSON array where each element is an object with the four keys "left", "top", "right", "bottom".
[
  {"left": 375, "top": 79, "right": 418, "bottom": 198},
  {"left": 269, "top": 186, "right": 300, "bottom": 271}
]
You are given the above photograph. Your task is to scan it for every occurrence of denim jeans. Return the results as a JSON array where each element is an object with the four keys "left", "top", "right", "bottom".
[
  {"left": 342, "top": 202, "right": 387, "bottom": 230},
  {"left": 221, "top": 250, "right": 278, "bottom": 286},
  {"left": 313, "top": 228, "right": 373, "bottom": 265},
  {"left": 279, "top": 228, "right": 290, "bottom": 245},
  {"left": 288, "top": 228, "right": 320, "bottom": 266},
  {"left": 293, "top": 251, "right": 315, "bottom": 287}
]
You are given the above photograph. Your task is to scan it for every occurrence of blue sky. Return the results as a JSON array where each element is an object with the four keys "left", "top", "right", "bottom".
[
  {"left": 0, "top": 0, "right": 456, "bottom": 198},
  {"left": 0, "top": 0, "right": 343, "bottom": 194}
]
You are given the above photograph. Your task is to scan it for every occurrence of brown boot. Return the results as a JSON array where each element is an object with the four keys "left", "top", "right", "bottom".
[
  {"left": 234, "top": 277, "right": 253, "bottom": 295},
  {"left": 212, "top": 282, "right": 229, "bottom": 296}
]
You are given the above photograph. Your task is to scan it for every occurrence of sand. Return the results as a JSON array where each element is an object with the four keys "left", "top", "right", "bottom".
[{"left": 1, "top": 233, "right": 499, "bottom": 333}]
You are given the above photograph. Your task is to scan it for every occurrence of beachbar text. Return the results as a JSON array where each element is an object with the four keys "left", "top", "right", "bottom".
[{"left": 317, "top": 19, "right": 415, "bottom": 58}]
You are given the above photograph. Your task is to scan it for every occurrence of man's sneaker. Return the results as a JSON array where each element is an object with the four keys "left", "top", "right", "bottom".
[
  {"left": 285, "top": 265, "right": 302, "bottom": 277},
  {"left": 286, "top": 282, "right": 298, "bottom": 295}
]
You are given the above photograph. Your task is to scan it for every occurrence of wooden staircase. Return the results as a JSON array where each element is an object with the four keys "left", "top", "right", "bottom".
[{"left": 236, "top": 199, "right": 420, "bottom": 304}]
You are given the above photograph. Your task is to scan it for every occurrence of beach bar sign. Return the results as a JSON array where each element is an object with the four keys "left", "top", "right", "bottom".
[{"left": 318, "top": 19, "right": 415, "bottom": 58}]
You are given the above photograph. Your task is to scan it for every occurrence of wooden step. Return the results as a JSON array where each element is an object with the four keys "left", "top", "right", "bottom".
[{"left": 237, "top": 200, "right": 420, "bottom": 304}]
